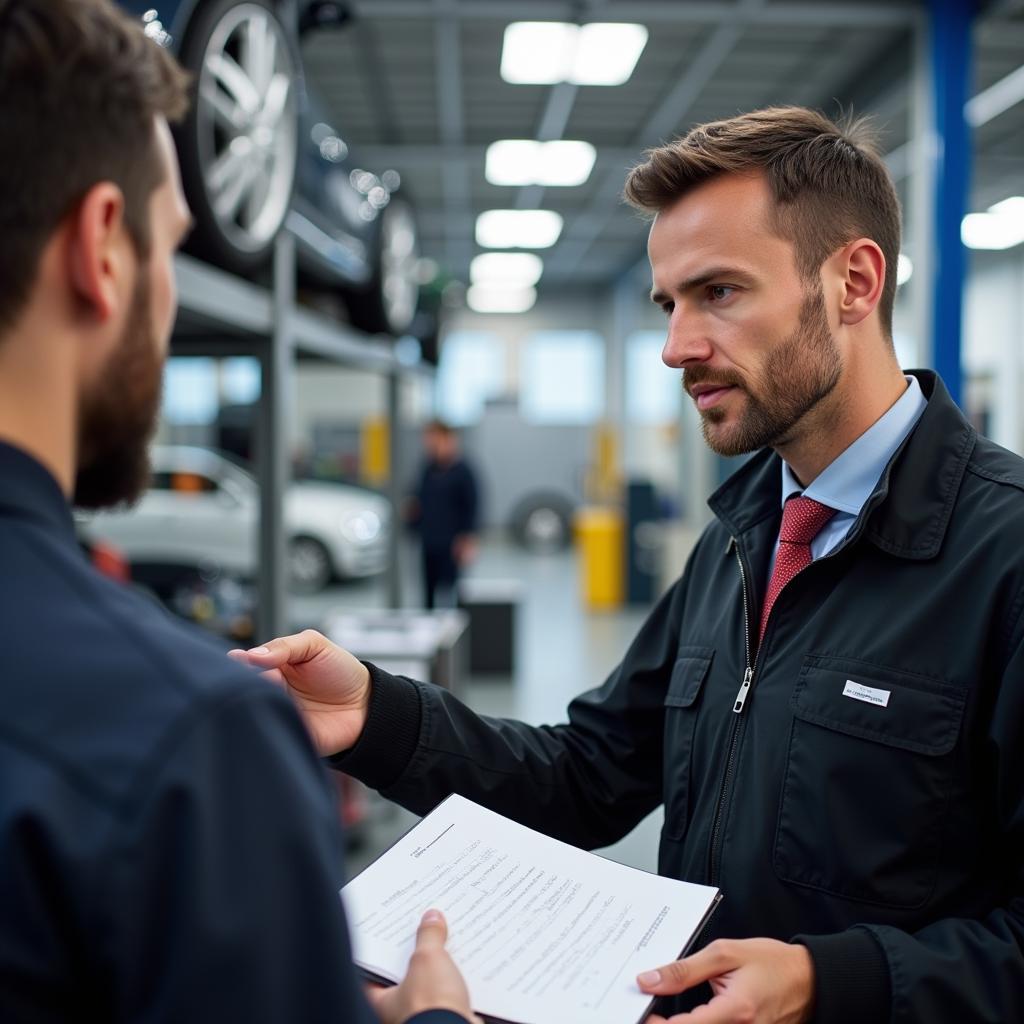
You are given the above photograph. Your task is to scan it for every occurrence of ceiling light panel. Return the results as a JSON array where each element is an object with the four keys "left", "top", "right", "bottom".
[
  {"left": 476, "top": 210, "right": 564, "bottom": 249},
  {"left": 500, "top": 21, "right": 648, "bottom": 87},
  {"left": 470, "top": 252, "right": 544, "bottom": 287},
  {"left": 467, "top": 285, "right": 537, "bottom": 313},
  {"left": 572, "top": 23, "right": 649, "bottom": 86},
  {"left": 500, "top": 22, "right": 577, "bottom": 84},
  {"left": 485, "top": 140, "right": 596, "bottom": 187},
  {"left": 961, "top": 196, "right": 1024, "bottom": 250}
]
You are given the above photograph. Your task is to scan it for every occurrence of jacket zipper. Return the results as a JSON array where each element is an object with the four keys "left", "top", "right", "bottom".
[
  {"left": 705, "top": 481, "right": 897, "bottom": 885},
  {"left": 707, "top": 539, "right": 755, "bottom": 884}
]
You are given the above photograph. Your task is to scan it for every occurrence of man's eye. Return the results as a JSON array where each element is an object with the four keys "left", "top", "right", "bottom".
[{"left": 709, "top": 285, "right": 733, "bottom": 301}]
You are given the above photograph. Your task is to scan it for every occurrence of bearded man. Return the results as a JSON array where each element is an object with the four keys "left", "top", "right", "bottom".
[
  {"left": 235, "top": 107, "right": 1024, "bottom": 1023},
  {"left": 0, "top": 2, "right": 476, "bottom": 1021}
]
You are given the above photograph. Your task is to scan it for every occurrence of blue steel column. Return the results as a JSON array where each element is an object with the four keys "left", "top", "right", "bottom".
[{"left": 928, "top": 0, "right": 973, "bottom": 407}]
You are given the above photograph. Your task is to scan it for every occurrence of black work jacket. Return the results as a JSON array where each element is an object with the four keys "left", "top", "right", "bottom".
[
  {"left": 341, "top": 371, "right": 1024, "bottom": 1023},
  {"left": 0, "top": 443, "right": 467, "bottom": 1024}
]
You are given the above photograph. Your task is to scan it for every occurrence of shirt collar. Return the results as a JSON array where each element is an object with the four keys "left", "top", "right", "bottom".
[
  {"left": 780, "top": 375, "right": 928, "bottom": 516},
  {"left": 0, "top": 441, "right": 77, "bottom": 541}
]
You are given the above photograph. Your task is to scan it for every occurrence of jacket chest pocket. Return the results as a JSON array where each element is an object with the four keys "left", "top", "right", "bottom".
[
  {"left": 774, "top": 655, "right": 966, "bottom": 909},
  {"left": 662, "top": 647, "right": 713, "bottom": 841}
]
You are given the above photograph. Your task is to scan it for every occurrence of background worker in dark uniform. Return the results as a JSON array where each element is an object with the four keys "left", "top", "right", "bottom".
[
  {"left": 0, "top": 3, "right": 476, "bottom": 1022},
  {"left": 409, "top": 420, "right": 479, "bottom": 608}
]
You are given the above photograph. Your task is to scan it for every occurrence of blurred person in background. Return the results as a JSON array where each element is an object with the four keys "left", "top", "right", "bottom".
[
  {"left": 0, "top": 2, "right": 475, "bottom": 1021},
  {"left": 408, "top": 420, "right": 479, "bottom": 608},
  {"left": 238, "top": 107, "right": 1024, "bottom": 1024}
]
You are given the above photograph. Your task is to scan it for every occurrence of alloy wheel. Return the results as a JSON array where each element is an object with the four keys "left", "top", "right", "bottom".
[{"left": 196, "top": 4, "right": 298, "bottom": 256}]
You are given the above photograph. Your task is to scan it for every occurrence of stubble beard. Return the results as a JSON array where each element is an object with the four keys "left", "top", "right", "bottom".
[
  {"left": 73, "top": 271, "right": 164, "bottom": 510},
  {"left": 686, "top": 284, "right": 842, "bottom": 458}
]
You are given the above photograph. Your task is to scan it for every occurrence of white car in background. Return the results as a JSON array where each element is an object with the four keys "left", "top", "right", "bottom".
[{"left": 78, "top": 446, "right": 390, "bottom": 593}]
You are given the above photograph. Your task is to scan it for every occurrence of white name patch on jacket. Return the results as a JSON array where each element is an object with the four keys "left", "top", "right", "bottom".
[{"left": 842, "top": 680, "right": 891, "bottom": 707}]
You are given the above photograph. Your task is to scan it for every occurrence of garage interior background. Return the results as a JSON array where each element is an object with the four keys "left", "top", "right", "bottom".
[{"left": 80, "top": 0, "right": 1024, "bottom": 860}]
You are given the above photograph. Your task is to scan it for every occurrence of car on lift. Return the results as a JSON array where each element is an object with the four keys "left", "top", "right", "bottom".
[
  {"left": 77, "top": 445, "right": 391, "bottom": 594},
  {"left": 119, "top": 0, "right": 421, "bottom": 337}
]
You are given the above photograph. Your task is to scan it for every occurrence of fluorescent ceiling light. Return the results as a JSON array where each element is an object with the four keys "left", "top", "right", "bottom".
[
  {"left": 501, "top": 22, "right": 576, "bottom": 84},
  {"left": 896, "top": 254, "right": 913, "bottom": 286},
  {"left": 573, "top": 23, "right": 648, "bottom": 86},
  {"left": 467, "top": 285, "right": 537, "bottom": 313},
  {"left": 962, "top": 196, "right": 1024, "bottom": 250},
  {"left": 500, "top": 21, "right": 648, "bottom": 86},
  {"left": 470, "top": 252, "right": 544, "bottom": 287},
  {"left": 966, "top": 63, "right": 1024, "bottom": 127},
  {"left": 485, "top": 140, "right": 596, "bottom": 187},
  {"left": 476, "top": 210, "right": 564, "bottom": 249}
]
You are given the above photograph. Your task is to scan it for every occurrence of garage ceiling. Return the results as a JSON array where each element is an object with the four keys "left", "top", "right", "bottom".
[{"left": 300, "top": 0, "right": 1024, "bottom": 295}]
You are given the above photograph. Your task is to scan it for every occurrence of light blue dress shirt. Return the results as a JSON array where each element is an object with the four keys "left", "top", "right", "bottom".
[{"left": 771, "top": 375, "right": 928, "bottom": 573}]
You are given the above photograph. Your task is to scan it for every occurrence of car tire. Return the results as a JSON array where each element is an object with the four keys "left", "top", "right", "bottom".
[
  {"left": 289, "top": 535, "right": 333, "bottom": 593},
  {"left": 344, "top": 197, "right": 420, "bottom": 336},
  {"left": 176, "top": 0, "right": 299, "bottom": 274},
  {"left": 509, "top": 492, "right": 575, "bottom": 553}
]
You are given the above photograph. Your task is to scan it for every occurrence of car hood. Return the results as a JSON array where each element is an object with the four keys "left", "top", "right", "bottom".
[{"left": 288, "top": 481, "right": 390, "bottom": 518}]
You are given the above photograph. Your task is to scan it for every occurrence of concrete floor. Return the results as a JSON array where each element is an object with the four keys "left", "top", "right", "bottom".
[{"left": 293, "top": 537, "right": 674, "bottom": 878}]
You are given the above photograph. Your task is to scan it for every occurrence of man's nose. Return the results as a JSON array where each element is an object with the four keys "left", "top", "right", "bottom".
[{"left": 661, "top": 309, "right": 713, "bottom": 368}]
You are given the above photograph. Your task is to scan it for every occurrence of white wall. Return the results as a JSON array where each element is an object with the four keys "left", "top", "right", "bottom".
[{"left": 962, "top": 249, "right": 1024, "bottom": 453}]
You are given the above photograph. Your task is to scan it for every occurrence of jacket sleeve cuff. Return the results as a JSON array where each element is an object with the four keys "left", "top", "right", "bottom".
[
  {"left": 794, "top": 927, "right": 891, "bottom": 1024},
  {"left": 327, "top": 662, "right": 422, "bottom": 791}
]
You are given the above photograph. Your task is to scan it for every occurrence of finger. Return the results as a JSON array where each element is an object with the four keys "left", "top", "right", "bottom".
[
  {"left": 227, "top": 650, "right": 285, "bottom": 685},
  {"left": 414, "top": 908, "right": 448, "bottom": 951},
  {"left": 665, "top": 994, "right": 750, "bottom": 1024},
  {"left": 637, "top": 942, "right": 739, "bottom": 995},
  {"left": 243, "top": 630, "right": 330, "bottom": 668},
  {"left": 364, "top": 984, "right": 392, "bottom": 1012}
]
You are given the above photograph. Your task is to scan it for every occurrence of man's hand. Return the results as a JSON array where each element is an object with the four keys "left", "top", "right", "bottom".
[
  {"left": 228, "top": 629, "right": 370, "bottom": 756},
  {"left": 639, "top": 938, "right": 814, "bottom": 1024},
  {"left": 368, "top": 910, "right": 480, "bottom": 1024},
  {"left": 452, "top": 534, "right": 478, "bottom": 567}
]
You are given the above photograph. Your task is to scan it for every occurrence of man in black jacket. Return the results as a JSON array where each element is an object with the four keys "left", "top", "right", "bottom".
[
  {"left": 236, "top": 108, "right": 1024, "bottom": 1023},
  {"left": 0, "top": 2, "right": 476, "bottom": 1021}
]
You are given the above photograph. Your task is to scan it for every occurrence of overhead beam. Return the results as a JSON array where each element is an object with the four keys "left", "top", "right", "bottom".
[
  {"left": 357, "top": 143, "right": 639, "bottom": 168},
  {"left": 350, "top": 1, "right": 917, "bottom": 28},
  {"left": 434, "top": 0, "right": 474, "bottom": 270}
]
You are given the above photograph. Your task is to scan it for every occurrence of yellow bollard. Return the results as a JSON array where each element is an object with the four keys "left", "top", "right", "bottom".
[
  {"left": 575, "top": 506, "right": 624, "bottom": 610},
  {"left": 361, "top": 416, "right": 390, "bottom": 487}
]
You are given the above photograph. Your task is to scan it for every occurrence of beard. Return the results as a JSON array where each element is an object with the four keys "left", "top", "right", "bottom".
[
  {"left": 683, "top": 283, "right": 841, "bottom": 457},
  {"left": 73, "top": 271, "right": 163, "bottom": 509}
]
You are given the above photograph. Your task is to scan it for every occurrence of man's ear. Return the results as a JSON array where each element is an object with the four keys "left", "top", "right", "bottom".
[
  {"left": 67, "top": 183, "right": 130, "bottom": 323},
  {"left": 835, "top": 238, "right": 885, "bottom": 328}
]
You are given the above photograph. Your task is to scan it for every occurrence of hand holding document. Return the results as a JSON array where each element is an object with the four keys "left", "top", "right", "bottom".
[{"left": 341, "top": 795, "right": 722, "bottom": 1024}]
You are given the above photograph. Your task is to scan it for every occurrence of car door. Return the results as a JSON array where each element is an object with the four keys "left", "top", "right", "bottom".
[{"left": 158, "top": 467, "right": 257, "bottom": 577}]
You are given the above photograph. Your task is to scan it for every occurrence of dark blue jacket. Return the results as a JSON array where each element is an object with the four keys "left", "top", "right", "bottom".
[
  {"left": 0, "top": 442, "right": 466, "bottom": 1024},
  {"left": 415, "top": 459, "right": 478, "bottom": 551}
]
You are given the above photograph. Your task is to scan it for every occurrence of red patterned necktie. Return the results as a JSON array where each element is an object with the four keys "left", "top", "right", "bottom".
[{"left": 759, "top": 495, "right": 837, "bottom": 646}]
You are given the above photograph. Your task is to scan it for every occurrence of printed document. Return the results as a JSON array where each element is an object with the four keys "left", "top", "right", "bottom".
[{"left": 341, "top": 794, "right": 721, "bottom": 1024}]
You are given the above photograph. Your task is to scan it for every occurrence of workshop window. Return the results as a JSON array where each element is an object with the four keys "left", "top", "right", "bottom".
[
  {"left": 436, "top": 331, "right": 507, "bottom": 426},
  {"left": 520, "top": 330, "right": 604, "bottom": 424}
]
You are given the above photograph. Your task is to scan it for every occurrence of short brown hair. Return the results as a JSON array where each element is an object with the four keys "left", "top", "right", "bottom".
[
  {"left": 624, "top": 107, "right": 902, "bottom": 338},
  {"left": 0, "top": 0, "right": 190, "bottom": 334}
]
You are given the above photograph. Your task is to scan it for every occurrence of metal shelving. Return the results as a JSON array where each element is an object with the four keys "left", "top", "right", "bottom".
[{"left": 171, "top": 234, "right": 419, "bottom": 637}]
